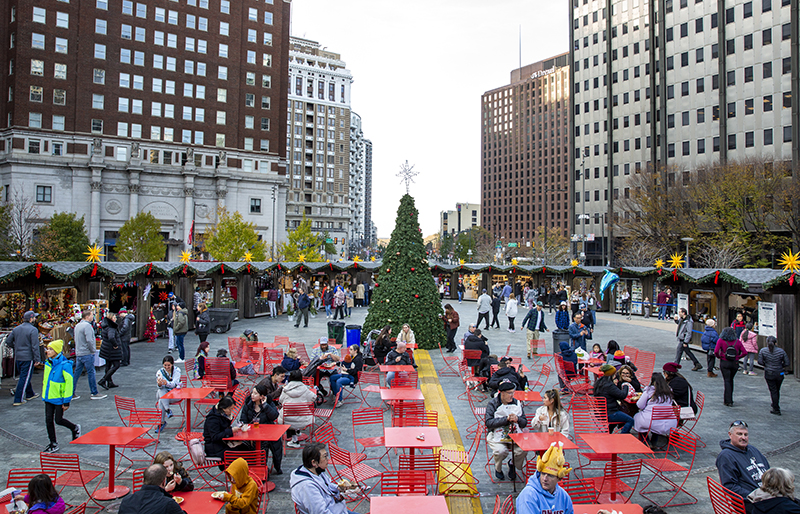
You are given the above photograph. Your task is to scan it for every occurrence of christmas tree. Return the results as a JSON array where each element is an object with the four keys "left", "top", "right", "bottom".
[
  {"left": 144, "top": 310, "right": 158, "bottom": 342},
  {"left": 363, "top": 194, "right": 445, "bottom": 350}
]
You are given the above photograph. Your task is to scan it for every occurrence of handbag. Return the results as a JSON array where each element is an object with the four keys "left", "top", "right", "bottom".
[{"left": 188, "top": 438, "right": 206, "bottom": 466}]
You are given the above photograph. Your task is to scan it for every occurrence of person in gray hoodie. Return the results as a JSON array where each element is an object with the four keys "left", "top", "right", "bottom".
[
  {"left": 73, "top": 309, "right": 106, "bottom": 400},
  {"left": 290, "top": 443, "right": 356, "bottom": 514},
  {"left": 8, "top": 311, "right": 42, "bottom": 406}
]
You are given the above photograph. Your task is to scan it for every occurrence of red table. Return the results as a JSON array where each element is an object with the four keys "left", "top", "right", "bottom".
[
  {"left": 579, "top": 433, "right": 653, "bottom": 500},
  {"left": 384, "top": 427, "right": 442, "bottom": 455},
  {"left": 573, "top": 504, "right": 643, "bottom": 514},
  {"left": 514, "top": 390, "right": 542, "bottom": 403},
  {"left": 510, "top": 432, "right": 578, "bottom": 454},
  {"left": 380, "top": 388, "right": 424, "bottom": 403},
  {"left": 162, "top": 387, "right": 215, "bottom": 439},
  {"left": 379, "top": 365, "right": 416, "bottom": 373},
  {"left": 224, "top": 424, "right": 290, "bottom": 492},
  {"left": 174, "top": 490, "right": 224, "bottom": 514},
  {"left": 371, "top": 495, "right": 448, "bottom": 513},
  {"left": 71, "top": 426, "right": 149, "bottom": 500}
]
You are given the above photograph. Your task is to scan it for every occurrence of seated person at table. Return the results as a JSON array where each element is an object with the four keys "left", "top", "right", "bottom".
[
  {"left": 154, "top": 451, "right": 195, "bottom": 492},
  {"left": 589, "top": 343, "right": 606, "bottom": 361},
  {"left": 328, "top": 344, "right": 363, "bottom": 407},
  {"left": 12, "top": 474, "right": 65, "bottom": 514},
  {"left": 119, "top": 464, "right": 186, "bottom": 514},
  {"left": 214, "top": 458, "right": 259, "bottom": 514},
  {"left": 372, "top": 326, "right": 394, "bottom": 365},
  {"left": 279, "top": 370, "right": 318, "bottom": 448},
  {"left": 662, "top": 362, "right": 697, "bottom": 412},
  {"left": 557, "top": 340, "right": 578, "bottom": 394},
  {"left": 748, "top": 468, "right": 800, "bottom": 514},
  {"left": 256, "top": 366, "right": 286, "bottom": 403},
  {"left": 516, "top": 442, "right": 573, "bottom": 514},
  {"left": 384, "top": 342, "right": 413, "bottom": 388},
  {"left": 616, "top": 364, "right": 642, "bottom": 393},
  {"left": 203, "top": 396, "right": 251, "bottom": 460},
  {"left": 194, "top": 341, "right": 209, "bottom": 379},
  {"left": 240, "top": 383, "right": 283, "bottom": 475},
  {"left": 396, "top": 323, "right": 416, "bottom": 345},
  {"left": 593, "top": 364, "right": 634, "bottom": 433},
  {"left": 242, "top": 329, "right": 258, "bottom": 342},
  {"left": 488, "top": 357, "right": 527, "bottom": 393},
  {"left": 486, "top": 380, "right": 528, "bottom": 481},
  {"left": 717, "top": 420, "right": 770, "bottom": 514},
  {"left": 634, "top": 373, "right": 679, "bottom": 449},
  {"left": 216, "top": 349, "right": 241, "bottom": 387},
  {"left": 290, "top": 442, "right": 358, "bottom": 514},
  {"left": 530, "top": 389, "right": 570, "bottom": 438},
  {"left": 605, "top": 340, "right": 622, "bottom": 364},
  {"left": 465, "top": 328, "right": 491, "bottom": 378},
  {"left": 309, "top": 338, "right": 341, "bottom": 397},
  {"left": 156, "top": 355, "right": 182, "bottom": 432},
  {"left": 281, "top": 347, "right": 304, "bottom": 373},
  {"left": 610, "top": 350, "right": 638, "bottom": 371}
]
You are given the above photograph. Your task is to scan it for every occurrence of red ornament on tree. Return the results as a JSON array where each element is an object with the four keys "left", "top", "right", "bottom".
[
  {"left": 414, "top": 294, "right": 419, "bottom": 298},
  {"left": 411, "top": 267, "right": 415, "bottom": 271}
]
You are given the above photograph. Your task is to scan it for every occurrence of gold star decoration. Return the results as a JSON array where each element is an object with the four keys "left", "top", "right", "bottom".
[
  {"left": 668, "top": 253, "right": 685, "bottom": 269},
  {"left": 180, "top": 250, "right": 191, "bottom": 264},
  {"left": 778, "top": 250, "right": 800, "bottom": 273},
  {"left": 655, "top": 258, "right": 665, "bottom": 269},
  {"left": 298, "top": 254, "right": 306, "bottom": 263},
  {"left": 570, "top": 259, "right": 579, "bottom": 267},
  {"left": 84, "top": 244, "right": 104, "bottom": 262},
  {"left": 370, "top": 256, "right": 376, "bottom": 262},
  {"left": 353, "top": 256, "right": 362, "bottom": 262},
  {"left": 459, "top": 258, "right": 465, "bottom": 265},
  {"left": 243, "top": 251, "right": 253, "bottom": 262},
  {"left": 511, "top": 258, "right": 519, "bottom": 266}
]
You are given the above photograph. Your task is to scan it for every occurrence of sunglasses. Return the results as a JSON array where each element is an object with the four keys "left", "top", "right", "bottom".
[{"left": 730, "top": 420, "right": 748, "bottom": 429}]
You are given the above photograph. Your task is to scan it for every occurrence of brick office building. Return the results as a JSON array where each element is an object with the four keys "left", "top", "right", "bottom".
[
  {"left": 0, "top": 0, "right": 291, "bottom": 260},
  {"left": 481, "top": 53, "right": 572, "bottom": 257}
]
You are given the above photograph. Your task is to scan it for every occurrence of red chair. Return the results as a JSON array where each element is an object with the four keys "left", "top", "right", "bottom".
[
  {"left": 560, "top": 478, "right": 599, "bottom": 503},
  {"left": 116, "top": 407, "right": 162, "bottom": 473},
  {"left": 39, "top": 453, "right": 105, "bottom": 509},
  {"left": 554, "top": 356, "right": 592, "bottom": 395},
  {"left": 676, "top": 390, "right": 706, "bottom": 448},
  {"left": 327, "top": 444, "right": 380, "bottom": 509},
  {"left": 224, "top": 450, "right": 268, "bottom": 483},
  {"left": 640, "top": 429, "right": 698, "bottom": 507},
  {"left": 380, "top": 470, "right": 428, "bottom": 495},
  {"left": 312, "top": 425, "right": 367, "bottom": 466},
  {"left": 391, "top": 401, "right": 425, "bottom": 427},
  {"left": 281, "top": 402, "right": 316, "bottom": 444},
  {"left": 5, "top": 468, "right": 55, "bottom": 497},
  {"left": 351, "top": 407, "right": 391, "bottom": 469},
  {"left": 248, "top": 470, "right": 268, "bottom": 514},
  {"left": 114, "top": 395, "right": 137, "bottom": 426},
  {"left": 571, "top": 398, "right": 615, "bottom": 474},
  {"left": 589, "top": 459, "right": 643, "bottom": 503},
  {"left": 707, "top": 476, "right": 746, "bottom": 514},
  {"left": 405, "top": 410, "right": 438, "bottom": 428},
  {"left": 64, "top": 502, "right": 88, "bottom": 514},
  {"left": 639, "top": 405, "right": 680, "bottom": 444},
  {"left": 436, "top": 338, "right": 460, "bottom": 377},
  {"left": 438, "top": 424, "right": 482, "bottom": 497},
  {"left": 314, "top": 390, "right": 341, "bottom": 431},
  {"left": 183, "top": 438, "right": 225, "bottom": 489},
  {"left": 499, "top": 494, "right": 515, "bottom": 514},
  {"left": 230, "top": 387, "right": 250, "bottom": 421},
  {"left": 131, "top": 468, "right": 146, "bottom": 493},
  {"left": 184, "top": 358, "right": 197, "bottom": 386},
  {"left": 398, "top": 453, "right": 440, "bottom": 494},
  {"left": 526, "top": 363, "right": 552, "bottom": 392}
]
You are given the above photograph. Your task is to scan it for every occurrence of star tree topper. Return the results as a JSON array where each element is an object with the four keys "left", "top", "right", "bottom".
[
  {"left": 668, "top": 253, "right": 685, "bottom": 269},
  {"left": 396, "top": 160, "right": 419, "bottom": 194},
  {"left": 180, "top": 250, "right": 191, "bottom": 264},
  {"left": 84, "top": 244, "right": 104, "bottom": 262}
]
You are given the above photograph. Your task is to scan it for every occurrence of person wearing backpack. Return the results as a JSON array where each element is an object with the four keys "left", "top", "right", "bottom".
[
  {"left": 172, "top": 303, "right": 189, "bottom": 363},
  {"left": 715, "top": 327, "right": 747, "bottom": 407}
]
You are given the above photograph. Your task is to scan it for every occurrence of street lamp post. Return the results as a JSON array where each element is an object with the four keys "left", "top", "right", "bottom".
[
  {"left": 681, "top": 237, "right": 694, "bottom": 268},
  {"left": 579, "top": 150, "right": 588, "bottom": 261},
  {"left": 543, "top": 186, "right": 568, "bottom": 265},
  {"left": 270, "top": 185, "right": 277, "bottom": 261}
]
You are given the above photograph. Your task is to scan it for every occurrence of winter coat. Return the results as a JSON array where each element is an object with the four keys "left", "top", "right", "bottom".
[
  {"left": 119, "top": 314, "right": 136, "bottom": 344},
  {"left": 464, "top": 334, "right": 489, "bottom": 367},
  {"left": 740, "top": 329, "right": 759, "bottom": 353},
  {"left": 666, "top": 374, "right": 693, "bottom": 408},
  {"left": 195, "top": 310, "right": 210, "bottom": 336},
  {"left": 505, "top": 298, "right": 519, "bottom": 318},
  {"left": 396, "top": 329, "right": 415, "bottom": 345},
  {"left": 290, "top": 466, "right": 349, "bottom": 514},
  {"left": 593, "top": 375, "right": 627, "bottom": 415},
  {"left": 675, "top": 315, "right": 693, "bottom": 344},
  {"left": 203, "top": 405, "right": 236, "bottom": 460},
  {"left": 758, "top": 346, "right": 789, "bottom": 378},
  {"left": 521, "top": 308, "right": 547, "bottom": 332},
  {"left": 731, "top": 319, "right": 747, "bottom": 338},
  {"left": 516, "top": 472, "right": 574, "bottom": 514},
  {"left": 487, "top": 366, "right": 525, "bottom": 391},
  {"left": 715, "top": 338, "right": 747, "bottom": 362},
  {"left": 267, "top": 289, "right": 278, "bottom": 302},
  {"left": 384, "top": 349, "right": 412, "bottom": 367},
  {"left": 568, "top": 321, "right": 589, "bottom": 351},
  {"left": 173, "top": 308, "right": 189, "bottom": 335},
  {"left": 633, "top": 386, "right": 678, "bottom": 435},
  {"left": 99, "top": 317, "right": 123, "bottom": 361},
  {"left": 716, "top": 439, "right": 770, "bottom": 498},
  {"left": 749, "top": 494, "right": 800, "bottom": 514},
  {"left": 254, "top": 376, "right": 283, "bottom": 402},
  {"left": 477, "top": 293, "right": 492, "bottom": 313},
  {"left": 281, "top": 355, "right": 302, "bottom": 372},
  {"left": 42, "top": 353, "right": 74, "bottom": 406},
  {"left": 373, "top": 335, "right": 394, "bottom": 365},
  {"left": 559, "top": 341, "right": 578, "bottom": 377},
  {"left": 297, "top": 293, "right": 311, "bottom": 310},
  {"left": 530, "top": 405, "right": 570, "bottom": 438},
  {"left": 555, "top": 309, "right": 570, "bottom": 330},
  {"left": 701, "top": 326, "right": 719, "bottom": 352},
  {"left": 340, "top": 354, "right": 363, "bottom": 383},
  {"left": 239, "top": 396, "right": 279, "bottom": 425},
  {"left": 6, "top": 321, "right": 41, "bottom": 363},
  {"left": 445, "top": 311, "right": 460, "bottom": 330},
  {"left": 491, "top": 296, "right": 502, "bottom": 314},
  {"left": 223, "top": 458, "right": 260, "bottom": 514},
  {"left": 156, "top": 366, "right": 181, "bottom": 400},
  {"left": 118, "top": 485, "right": 185, "bottom": 514},
  {"left": 485, "top": 395, "right": 528, "bottom": 439},
  {"left": 23, "top": 494, "right": 66, "bottom": 514},
  {"left": 278, "top": 381, "right": 317, "bottom": 429}
]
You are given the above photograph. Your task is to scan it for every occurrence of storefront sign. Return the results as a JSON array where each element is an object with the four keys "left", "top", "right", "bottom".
[
  {"left": 758, "top": 301, "right": 777, "bottom": 338},
  {"left": 677, "top": 293, "right": 689, "bottom": 314}
]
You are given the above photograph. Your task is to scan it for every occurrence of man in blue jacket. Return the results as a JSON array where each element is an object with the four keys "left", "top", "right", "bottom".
[
  {"left": 716, "top": 420, "right": 770, "bottom": 514},
  {"left": 8, "top": 311, "right": 42, "bottom": 406},
  {"left": 295, "top": 291, "right": 311, "bottom": 328},
  {"left": 567, "top": 312, "right": 590, "bottom": 351}
]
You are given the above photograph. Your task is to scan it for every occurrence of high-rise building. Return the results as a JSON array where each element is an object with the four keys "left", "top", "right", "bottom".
[
  {"left": 286, "top": 37, "right": 353, "bottom": 257},
  {"left": 0, "top": 0, "right": 291, "bottom": 260},
  {"left": 440, "top": 202, "right": 481, "bottom": 236},
  {"left": 570, "top": 0, "right": 798, "bottom": 265},
  {"left": 363, "top": 138, "right": 374, "bottom": 248},
  {"left": 349, "top": 111, "right": 371, "bottom": 254},
  {"left": 481, "top": 54, "right": 572, "bottom": 250}
]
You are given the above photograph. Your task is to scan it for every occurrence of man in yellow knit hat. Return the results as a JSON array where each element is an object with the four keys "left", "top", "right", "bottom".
[{"left": 516, "top": 442, "right": 573, "bottom": 514}]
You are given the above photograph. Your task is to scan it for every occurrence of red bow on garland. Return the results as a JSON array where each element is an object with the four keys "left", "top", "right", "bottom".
[
  {"left": 182, "top": 265, "right": 187, "bottom": 275},
  {"left": 790, "top": 273, "right": 796, "bottom": 286},
  {"left": 147, "top": 263, "right": 153, "bottom": 276},
  {"left": 35, "top": 263, "right": 42, "bottom": 279},
  {"left": 220, "top": 264, "right": 225, "bottom": 274},
  {"left": 672, "top": 269, "right": 678, "bottom": 281},
  {"left": 91, "top": 263, "right": 98, "bottom": 277},
  {"left": 714, "top": 270, "right": 720, "bottom": 284},
  {"left": 246, "top": 263, "right": 251, "bottom": 273}
]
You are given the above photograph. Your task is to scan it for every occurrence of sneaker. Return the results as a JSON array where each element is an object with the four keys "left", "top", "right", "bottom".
[
  {"left": 748, "top": 371, "right": 757, "bottom": 376},
  {"left": 167, "top": 409, "right": 174, "bottom": 419},
  {"left": 494, "top": 470, "right": 505, "bottom": 481},
  {"left": 168, "top": 349, "right": 173, "bottom": 353},
  {"left": 507, "top": 462, "right": 517, "bottom": 481},
  {"left": 771, "top": 409, "right": 782, "bottom": 416},
  {"left": 286, "top": 440, "right": 301, "bottom": 448},
  {"left": 174, "top": 358, "right": 185, "bottom": 364},
  {"left": 43, "top": 443, "right": 59, "bottom": 453},
  {"left": 335, "top": 401, "right": 343, "bottom": 408},
  {"left": 72, "top": 424, "right": 81, "bottom": 441},
  {"left": 91, "top": 394, "right": 107, "bottom": 400},
  {"left": 72, "top": 395, "right": 81, "bottom": 400},
  {"left": 12, "top": 401, "right": 25, "bottom": 406},
  {"left": 156, "top": 422, "right": 167, "bottom": 434},
  {"left": 742, "top": 370, "right": 749, "bottom": 375},
  {"left": 27, "top": 393, "right": 40, "bottom": 400}
]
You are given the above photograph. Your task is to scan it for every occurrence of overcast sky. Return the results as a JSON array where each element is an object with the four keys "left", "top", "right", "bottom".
[{"left": 290, "top": 0, "right": 569, "bottom": 239}]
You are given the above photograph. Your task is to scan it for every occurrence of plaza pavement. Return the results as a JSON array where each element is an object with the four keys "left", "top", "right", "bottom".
[{"left": 1, "top": 299, "right": 798, "bottom": 513}]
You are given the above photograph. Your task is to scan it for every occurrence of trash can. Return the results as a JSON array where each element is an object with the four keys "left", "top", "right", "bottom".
[
  {"left": 207, "top": 308, "right": 239, "bottom": 333},
  {"left": 552, "top": 329, "right": 570, "bottom": 354},
  {"left": 345, "top": 325, "right": 362, "bottom": 348},
  {"left": 327, "top": 321, "right": 345, "bottom": 345}
]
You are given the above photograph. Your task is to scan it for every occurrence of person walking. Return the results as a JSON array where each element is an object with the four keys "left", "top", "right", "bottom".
[
  {"left": 332, "top": 285, "right": 345, "bottom": 320},
  {"left": 98, "top": 312, "right": 123, "bottom": 390},
  {"left": 758, "top": 336, "right": 789, "bottom": 415},
  {"left": 118, "top": 307, "right": 135, "bottom": 367},
  {"left": 443, "top": 304, "right": 460, "bottom": 352},
  {"left": 619, "top": 288, "right": 631, "bottom": 317},
  {"left": 505, "top": 293, "right": 519, "bottom": 333},
  {"left": 41, "top": 339, "right": 80, "bottom": 453},
  {"left": 701, "top": 319, "right": 719, "bottom": 378},
  {"left": 587, "top": 292, "right": 598, "bottom": 326},
  {"left": 8, "top": 310, "right": 42, "bottom": 406},
  {"left": 457, "top": 281, "right": 465, "bottom": 303},
  {"left": 72, "top": 309, "right": 106, "bottom": 400},
  {"left": 267, "top": 288, "right": 278, "bottom": 318},
  {"left": 521, "top": 301, "right": 548, "bottom": 358},
  {"left": 715, "top": 327, "right": 747, "bottom": 407},
  {"left": 674, "top": 308, "right": 703, "bottom": 371},
  {"left": 171, "top": 303, "right": 188, "bottom": 364},
  {"left": 195, "top": 303, "right": 210, "bottom": 343},
  {"left": 656, "top": 289, "right": 668, "bottom": 320},
  {"left": 490, "top": 293, "right": 502, "bottom": 329},
  {"left": 476, "top": 289, "right": 492, "bottom": 329},
  {"left": 294, "top": 291, "right": 310, "bottom": 328},
  {"left": 740, "top": 323, "right": 759, "bottom": 376}
]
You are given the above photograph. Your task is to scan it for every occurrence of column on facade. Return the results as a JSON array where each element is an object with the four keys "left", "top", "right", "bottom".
[
  {"left": 89, "top": 168, "right": 103, "bottom": 243},
  {"left": 128, "top": 171, "right": 140, "bottom": 219},
  {"left": 216, "top": 177, "right": 227, "bottom": 213},
  {"left": 183, "top": 174, "right": 195, "bottom": 250}
]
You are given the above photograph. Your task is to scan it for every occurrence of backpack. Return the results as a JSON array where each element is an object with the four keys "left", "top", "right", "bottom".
[
  {"left": 188, "top": 438, "right": 207, "bottom": 466},
  {"left": 725, "top": 344, "right": 738, "bottom": 361}
]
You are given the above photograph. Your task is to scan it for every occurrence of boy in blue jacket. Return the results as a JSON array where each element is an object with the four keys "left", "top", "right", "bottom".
[
  {"left": 517, "top": 442, "right": 573, "bottom": 514},
  {"left": 701, "top": 319, "right": 719, "bottom": 377},
  {"left": 42, "top": 340, "right": 80, "bottom": 453}
]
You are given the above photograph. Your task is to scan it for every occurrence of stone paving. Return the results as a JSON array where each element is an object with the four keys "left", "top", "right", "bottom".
[{"left": 1, "top": 300, "right": 798, "bottom": 513}]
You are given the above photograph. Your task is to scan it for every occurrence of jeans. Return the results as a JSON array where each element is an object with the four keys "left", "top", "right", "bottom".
[
  {"left": 706, "top": 350, "right": 717, "bottom": 371},
  {"left": 329, "top": 373, "right": 354, "bottom": 398},
  {"left": 386, "top": 371, "right": 397, "bottom": 388},
  {"left": 608, "top": 410, "right": 634, "bottom": 433},
  {"left": 324, "top": 304, "right": 332, "bottom": 317},
  {"left": 658, "top": 305, "right": 667, "bottom": 320},
  {"left": 174, "top": 333, "right": 186, "bottom": 360},
  {"left": 268, "top": 301, "right": 277, "bottom": 317},
  {"left": 507, "top": 317, "right": 515, "bottom": 331},
  {"left": 675, "top": 341, "right": 700, "bottom": 367},
  {"left": 364, "top": 291, "right": 369, "bottom": 305},
  {"left": 13, "top": 360, "right": 36, "bottom": 403},
  {"left": 168, "top": 327, "right": 174, "bottom": 350},
  {"left": 766, "top": 373, "right": 784, "bottom": 412},
  {"left": 744, "top": 353, "right": 757, "bottom": 373},
  {"left": 477, "top": 311, "right": 490, "bottom": 329},
  {"left": 445, "top": 327, "right": 457, "bottom": 350},
  {"left": 74, "top": 354, "right": 99, "bottom": 396},
  {"left": 45, "top": 402, "right": 76, "bottom": 445},
  {"left": 294, "top": 308, "right": 309, "bottom": 327},
  {"left": 720, "top": 359, "right": 738, "bottom": 405},
  {"left": 458, "top": 292, "right": 463, "bottom": 302}
]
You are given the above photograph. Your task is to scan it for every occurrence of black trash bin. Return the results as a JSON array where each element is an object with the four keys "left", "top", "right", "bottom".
[
  {"left": 552, "top": 329, "right": 570, "bottom": 354},
  {"left": 345, "top": 325, "right": 362, "bottom": 348},
  {"left": 207, "top": 308, "right": 239, "bottom": 333},
  {"left": 327, "top": 321, "right": 345, "bottom": 345}
]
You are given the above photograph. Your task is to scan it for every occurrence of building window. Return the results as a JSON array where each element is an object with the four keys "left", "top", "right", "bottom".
[
  {"left": 250, "top": 198, "right": 261, "bottom": 213},
  {"left": 91, "top": 119, "right": 103, "bottom": 133},
  {"left": 54, "top": 63, "right": 66, "bottom": 80},
  {"left": 245, "top": 93, "right": 255, "bottom": 107},
  {"left": 245, "top": 115, "right": 254, "bottom": 129},
  {"left": 36, "top": 185, "right": 52, "bottom": 203},
  {"left": 31, "top": 33, "right": 45, "bottom": 50},
  {"left": 53, "top": 89, "right": 66, "bottom": 105},
  {"left": 52, "top": 115, "right": 65, "bottom": 131},
  {"left": 29, "top": 86, "right": 43, "bottom": 102},
  {"left": 764, "top": 128, "right": 773, "bottom": 145},
  {"left": 30, "top": 60, "right": 44, "bottom": 76},
  {"left": 784, "top": 127, "right": 792, "bottom": 143},
  {"left": 29, "top": 112, "right": 42, "bottom": 128},
  {"left": 95, "top": 44, "right": 106, "bottom": 59},
  {"left": 33, "top": 7, "right": 46, "bottom": 24},
  {"left": 28, "top": 140, "right": 41, "bottom": 154}
]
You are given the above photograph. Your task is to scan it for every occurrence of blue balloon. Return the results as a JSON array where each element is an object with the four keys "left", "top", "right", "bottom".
[{"left": 598, "top": 270, "right": 619, "bottom": 301}]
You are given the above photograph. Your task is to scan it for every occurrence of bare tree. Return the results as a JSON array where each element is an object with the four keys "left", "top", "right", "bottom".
[
  {"left": 7, "top": 187, "right": 40, "bottom": 260},
  {"left": 615, "top": 237, "right": 667, "bottom": 267},
  {"left": 693, "top": 237, "right": 749, "bottom": 269}
]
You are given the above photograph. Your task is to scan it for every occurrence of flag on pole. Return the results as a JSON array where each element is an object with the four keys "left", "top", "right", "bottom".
[{"left": 187, "top": 220, "right": 194, "bottom": 245}]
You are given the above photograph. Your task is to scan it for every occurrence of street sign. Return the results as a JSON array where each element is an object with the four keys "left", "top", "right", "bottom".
[
  {"left": 587, "top": 233, "right": 595, "bottom": 241},
  {"left": 325, "top": 238, "right": 333, "bottom": 243},
  {"left": 508, "top": 242, "right": 518, "bottom": 247}
]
